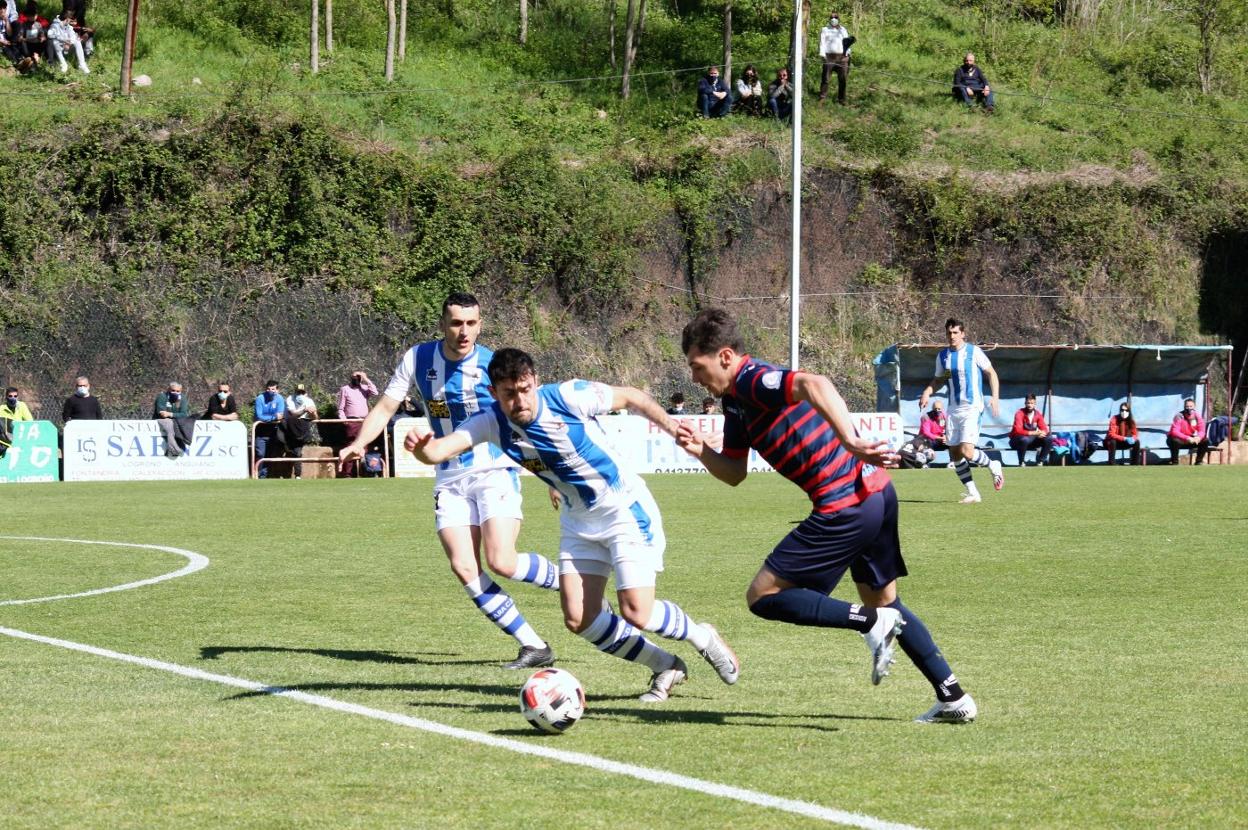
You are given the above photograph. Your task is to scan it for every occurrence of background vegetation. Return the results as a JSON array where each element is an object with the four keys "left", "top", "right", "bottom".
[{"left": 1, "top": 0, "right": 1245, "bottom": 415}]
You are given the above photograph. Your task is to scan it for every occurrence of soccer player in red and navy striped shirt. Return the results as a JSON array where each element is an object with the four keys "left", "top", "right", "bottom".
[{"left": 677, "top": 308, "right": 977, "bottom": 723}]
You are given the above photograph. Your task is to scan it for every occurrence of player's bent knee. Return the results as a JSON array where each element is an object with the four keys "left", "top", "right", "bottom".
[
  {"left": 748, "top": 593, "right": 784, "bottom": 620},
  {"left": 564, "top": 613, "right": 591, "bottom": 634}
]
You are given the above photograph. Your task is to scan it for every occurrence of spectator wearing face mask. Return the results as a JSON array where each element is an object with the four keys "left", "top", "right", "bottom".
[
  {"left": 337, "top": 370, "right": 376, "bottom": 438},
  {"left": 1166, "top": 398, "right": 1208, "bottom": 465},
  {"left": 254, "top": 380, "right": 288, "bottom": 478},
  {"left": 733, "top": 64, "right": 764, "bottom": 117},
  {"left": 153, "top": 381, "right": 191, "bottom": 459},
  {"left": 818, "top": 13, "right": 853, "bottom": 105},
  {"left": 919, "top": 399, "right": 948, "bottom": 452},
  {"left": 205, "top": 382, "right": 239, "bottom": 421},
  {"left": 696, "top": 66, "right": 732, "bottom": 118},
  {"left": 1104, "top": 402, "right": 1140, "bottom": 465},
  {"left": 1008, "top": 393, "right": 1052, "bottom": 466},
  {"left": 768, "top": 67, "right": 794, "bottom": 122},
  {"left": 1, "top": 386, "right": 34, "bottom": 457},
  {"left": 62, "top": 375, "right": 103, "bottom": 423},
  {"left": 284, "top": 383, "right": 318, "bottom": 479},
  {"left": 46, "top": 7, "right": 87, "bottom": 73}
]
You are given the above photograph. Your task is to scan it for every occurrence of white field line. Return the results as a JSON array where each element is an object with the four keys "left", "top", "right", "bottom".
[
  {"left": 0, "top": 624, "right": 926, "bottom": 830},
  {"left": 0, "top": 536, "right": 210, "bottom": 606}
]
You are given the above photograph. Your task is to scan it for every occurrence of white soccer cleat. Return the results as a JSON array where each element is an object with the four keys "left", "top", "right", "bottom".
[
  {"left": 916, "top": 693, "right": 978, "bottom": 724},
  {"left": 638, "top": 656, "right": 688, "bottom": 703},
  {"left": 698, "top": 624, "right": 740, "bottom": 685},
  {"left": 862, "top": 607, "right": 905, "bottom": 685},
  {"left": 989, "top": 459, "right": 1004, "bottom": 491},
  {"left": 959, "top": 492, "right": 982, "bottom": 504}
]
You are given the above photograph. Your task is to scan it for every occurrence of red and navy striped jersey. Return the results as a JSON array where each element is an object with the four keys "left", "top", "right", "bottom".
[{"left": 722, "top": 357, "right": 889, "bottom": 514}]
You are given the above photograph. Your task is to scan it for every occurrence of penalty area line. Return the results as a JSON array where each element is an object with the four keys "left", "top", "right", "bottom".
[{"left": 0, "top": 625, "right": 924, "bottom": 830}]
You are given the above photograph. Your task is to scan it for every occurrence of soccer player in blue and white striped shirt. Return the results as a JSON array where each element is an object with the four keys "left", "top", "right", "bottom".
[
  {"left": 408, "top": 348, "right": 740, "bottom": 704},
  {"left": 340, "top": 293, "right": 560, "bottom": 670},
  {"left": 919, "top": 318, "right": 1004, "bottom": 504}
]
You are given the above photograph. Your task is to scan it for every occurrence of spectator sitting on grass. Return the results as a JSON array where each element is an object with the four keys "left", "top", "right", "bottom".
[
  {"left": 15, "top": 1, "right": 48, "bottom": 72},
  {"left": 767, "top": 67, "right": 793, "bottom": 122},
  {"left": 953, "top": 52, "right": 994, "bottom": 112},
  {"left": 46, "top": 7, "right": 87, "bottom": 73},
  {"left": 62, "top": 4, "right": 91, "bottom": 57},
  {"left": 733, "top": 65, "right": 764, "bottom": 117},
  {"left": 696, "top": 65, "right": 732, "bottom": 119},
  {"left": 1, "top": 15, "right": 20, "bottom": 66}
]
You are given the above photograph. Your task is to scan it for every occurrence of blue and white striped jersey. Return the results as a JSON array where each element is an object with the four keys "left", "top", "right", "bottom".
[
  {"left": 934, "top": 343, "right": 994, "bottom": 409},
  {"left": 455, "top": 380, "right": 634, "bottom": 512},
  {"left": 385, "top": 341, "right": 506, "bottom": 481}
]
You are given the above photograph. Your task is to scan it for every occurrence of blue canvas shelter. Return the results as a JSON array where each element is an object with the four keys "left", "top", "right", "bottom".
[{"left": 873, "top": 344, "right": 1232, "bottom": 464}]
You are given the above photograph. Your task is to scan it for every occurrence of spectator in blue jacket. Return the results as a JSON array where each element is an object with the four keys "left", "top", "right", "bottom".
[
  {"left": 952, "top": 52, "right": 994, "bottom": 112},
  {"left": 253, "top": 379, "right": 287, "bottom": 477},
  {"left": 696, "top": 66, "right": 732, "bottom": 118}
]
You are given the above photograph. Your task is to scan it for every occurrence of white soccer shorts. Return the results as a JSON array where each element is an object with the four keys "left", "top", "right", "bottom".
[
  {"left": 946, "top": 406, "right": 983, "bottom": 447},
  {"left": 558, "top": 484, "right": 666, "bottom": 590},
  {"left": 433, "top": 468, "right": 524, "bottom": 531}
]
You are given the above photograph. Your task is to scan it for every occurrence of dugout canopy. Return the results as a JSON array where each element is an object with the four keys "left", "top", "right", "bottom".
[{"left": 873, "top": 344, "right": 1232, "bottom": 447}]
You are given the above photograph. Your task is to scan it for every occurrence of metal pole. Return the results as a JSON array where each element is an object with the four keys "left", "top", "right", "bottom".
[
  {"left": 788, "top": 0, "right": 803, "bottom": 370},
  {"left": 120, "top": 0, "right": 140, "bottom": 94}
]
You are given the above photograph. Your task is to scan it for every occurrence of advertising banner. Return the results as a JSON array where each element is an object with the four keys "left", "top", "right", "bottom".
[
  {"left": 63, "top": 420, "right": 249, "bottom": 482},
  {"left": 391, "top": 412, "right": 900, "bottom": 478},
  {"left": 0, "top": 420, "right": 59, "bottom": 483}
]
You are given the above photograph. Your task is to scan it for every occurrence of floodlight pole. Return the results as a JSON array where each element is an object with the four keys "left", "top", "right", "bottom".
[{"left": 788, "top": 0, "right": 804, "bottom": 370}]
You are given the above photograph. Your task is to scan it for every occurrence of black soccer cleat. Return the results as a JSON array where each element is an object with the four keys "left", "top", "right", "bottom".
[{"left": 504, "top": 643, "right": 555, "bottom": 670}]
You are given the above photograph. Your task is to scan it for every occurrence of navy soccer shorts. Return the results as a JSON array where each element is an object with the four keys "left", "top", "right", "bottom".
[{"left": 764, "top": 483, "right": 908, "bottom": 594}]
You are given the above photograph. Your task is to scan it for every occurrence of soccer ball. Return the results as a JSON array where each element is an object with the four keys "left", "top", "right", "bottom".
[{"left": 519, "top": 668, "right": 585, "bottom": 734}]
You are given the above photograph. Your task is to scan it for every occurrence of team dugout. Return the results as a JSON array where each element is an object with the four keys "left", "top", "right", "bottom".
[{"left": 874, "top": 343, "right": 1233, "bottom": 465}]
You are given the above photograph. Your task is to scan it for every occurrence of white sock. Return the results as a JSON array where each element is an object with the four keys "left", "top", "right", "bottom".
[
  {"left": 509, "top": 552, "right": 559, "bottom": 591},
  {"left": 580, "top": 608, "right": 673, "bottom": 672},
  {"left": 966, "top": 481, "right": 981, "bottom": 498},
  {"left": 971, "top": 449, "right": 991, "bottom": 467},
  {"left": 643, "top": 600, "right": 711, "bottom": 651},
  {"left": 463, "top": 574, "right": 544, "bottom": 649}
]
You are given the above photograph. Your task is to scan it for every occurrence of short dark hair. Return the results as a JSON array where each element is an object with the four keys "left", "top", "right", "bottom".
[
  {"left": 702, "top": 396, "right": 715, "bottom": 407},
  {"left": 1025, "top": 392, "right": 1037, "bottom": 401},
  {"left": 217, "top": 381, "right": 230, "bottom": 389},
  {"left": 5, "top": 386, "right": 17, "bottom": 395},
  {"left": 682, "top": 308, "right": 746, "bottom": 356},
  {"left": 670, "top": 392, "right": 684, "bottom": 405},
  {"left": 488, "top": 348, "right": 536, "bottom": 386},
  {"left": 442, "top": 291, "right": 480, "bottom": 316},
  {"left": 945, "top": 317, "right": 965, "bottom": 331},
  {"left": 265, "top": 379, "right": 279, "bottom": 388}
]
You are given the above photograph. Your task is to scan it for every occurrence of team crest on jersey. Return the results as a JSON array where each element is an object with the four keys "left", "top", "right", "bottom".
[
  {"left": 427, "top": 399, "right": 451, "bottom": 418},
  {"left": 762, "top": 370, "right": 783, "bottom": 390},
  {"left": 425, "top": 368, "right": 438, "bottom": 380}
]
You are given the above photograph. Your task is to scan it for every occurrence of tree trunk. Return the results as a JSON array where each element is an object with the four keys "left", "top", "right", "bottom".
[
  {"left": 399, "top": 0, "right": 408, "bottom": 59},
  {"left": 384, "top": 0, "right": 396, "bottom": 81},
  {"left": 621, "top": 0, "right": 636, "bottom": 98},
  {"left": 722, "top": 0, "right": 732, "bottom": 87},
  {"left": 310, "top": 0, "right": 319, "bottom": 73},
  {"left": 1197, "top": 0, "right": 1217, "bottom": 94},
  {"left": 607, "top": 0, "right": 616, "bottom": 69},
  {"left": 635, "top": 0, "right": 647, "bottom": 54},
  {"left": 325, "top": 0, "right": 334, "bottom": 52},
  {"left": 520, "top": 0, "right": 528, "bottom": 44}
]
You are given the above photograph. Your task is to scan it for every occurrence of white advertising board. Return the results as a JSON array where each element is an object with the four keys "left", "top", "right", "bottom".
[
  {"left": 63, "top": 420, "right": 249, "bottom": 482},
  {"left": 391, "top": 412, "right": 902, "bottom": 478}
]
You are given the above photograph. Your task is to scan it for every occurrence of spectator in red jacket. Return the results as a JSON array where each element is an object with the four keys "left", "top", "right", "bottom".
[
  {"left": 1008, "top": 393, "right": 1053, "bottom": 466},
  {"left": 1104, "top": 401, "right": 1140, "bottom": 465},
  {"left": 1166, "top": 398, "right": 1208, "bottom": 465}
]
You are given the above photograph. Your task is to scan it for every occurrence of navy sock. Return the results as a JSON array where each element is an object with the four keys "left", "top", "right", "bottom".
[
  {"left": 888, "top": 598, "right": 964, "bottom": 702},
  {"left": 749, "top": 589, "right": 877, "bottom": 633},
  {"left": 954, "top": 460, "right": 973, "bottom": 485}
]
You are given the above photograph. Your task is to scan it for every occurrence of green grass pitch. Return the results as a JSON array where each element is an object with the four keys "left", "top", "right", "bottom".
[{"left": 2, "top": 466, "right": 1245, "bottom": 828}]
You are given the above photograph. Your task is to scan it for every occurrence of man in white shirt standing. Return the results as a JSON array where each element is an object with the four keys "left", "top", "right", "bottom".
[
  {"left": 919, "top": 318, "right": 1004, "bottom": 504},
  {"left": 818, "top": 13, "right": 852, "bottom": 104}
]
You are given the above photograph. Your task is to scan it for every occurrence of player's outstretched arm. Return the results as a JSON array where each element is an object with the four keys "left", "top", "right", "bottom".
[
  {"left": 793, "top": 372, "right": 899, "bottom": 468},
  {"left": 338, "top": 394, "right": 403, "bottom": 466},
  {"left": 404, "top": 428, "right": 473, "bottom": 466},
  {"left": 611, "top": 386, "right": 679, "bottom": 438},
  {"left": 984, "top": 365, "right": 1001, "bottom": 419},
  {"left": 676, "top": 424, "right": 748, "bottom": 485},
  {"left": 918, "top": 375, "right": 945, "bottom": 410}
]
